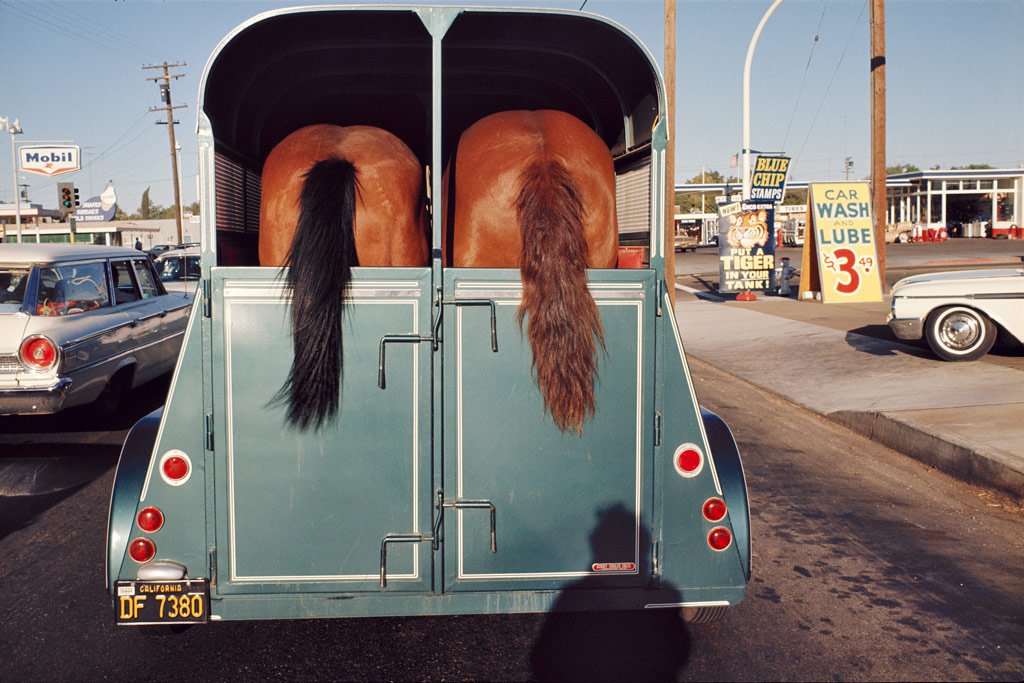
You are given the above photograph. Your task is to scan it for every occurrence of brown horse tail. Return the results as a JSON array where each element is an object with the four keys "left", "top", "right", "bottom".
[
  {"left": 515, "top": 159, "right": 604, "bottom": 436},
  {"left": 273, "top": 158, "right": 359, "bottom": 430}
]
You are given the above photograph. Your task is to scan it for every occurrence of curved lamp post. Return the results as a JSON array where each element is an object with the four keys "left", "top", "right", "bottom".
[{"left": 742, "top": 0, "right": 785, "bottom": 200}]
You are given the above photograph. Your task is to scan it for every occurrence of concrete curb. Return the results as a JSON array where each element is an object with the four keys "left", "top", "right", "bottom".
[{"left": 829, "top": 410, "right": 1024, "bottom": 502}]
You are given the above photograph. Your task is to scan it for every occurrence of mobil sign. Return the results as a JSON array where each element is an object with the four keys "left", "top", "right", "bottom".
[{"left": 19, "top": 145, "right": 80, "bottom": 177}]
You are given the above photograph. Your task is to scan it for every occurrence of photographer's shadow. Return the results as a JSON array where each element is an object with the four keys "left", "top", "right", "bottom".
[{"left": 530, "top": 504, "right": 690, "bottom": 682}]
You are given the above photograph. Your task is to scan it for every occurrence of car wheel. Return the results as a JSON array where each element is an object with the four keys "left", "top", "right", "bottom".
[
  {"left": 93, "top": 371, "right": 129, "bottom": 418},
  {"left": 681, "top": 605, "right": 728, "bottom": 624},
  {"left": 924, "top": 306, "right": 997, "bottom": 361}
]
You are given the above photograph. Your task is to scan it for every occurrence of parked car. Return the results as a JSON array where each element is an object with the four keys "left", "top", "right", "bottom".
[
  {"left": 145, "top": 243, "right": 176, "bottom": 260},
  {"left": 0, "top": 244, "right": 192, "bottom": 416},
  {"left": 154, "top": 246, "right": 201, "bottom": 295},
  {"left": 888, "top": 266, "right": 1024, "bottom": 361}
]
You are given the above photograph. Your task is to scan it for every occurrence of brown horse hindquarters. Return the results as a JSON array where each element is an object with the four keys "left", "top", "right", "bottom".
[
  {"left": 259, "top": 124, "right": 428, "bottom": 429},
  {"left": 444, "top": 110, "right": 618, "bottom": 435}
]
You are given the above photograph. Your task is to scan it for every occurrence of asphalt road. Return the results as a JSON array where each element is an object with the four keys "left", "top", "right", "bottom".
[{"left": 1, "top": 361, "right": 1020, "bottom": 681}]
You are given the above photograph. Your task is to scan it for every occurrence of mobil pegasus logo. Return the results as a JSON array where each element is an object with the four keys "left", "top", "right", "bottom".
[{"left": 19, "top": 145, "right": 81, "bottom": 177}]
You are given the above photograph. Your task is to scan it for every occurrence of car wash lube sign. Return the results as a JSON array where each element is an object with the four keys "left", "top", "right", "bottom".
[
  {"left": 807, "top": 182, "right": 882, "bottom": 302},
  {"left": 19, "top": 145, "right": 80, "bottom": 177},
  {"left": 748, "top": 155, "right": 790, "bottom": 203}
]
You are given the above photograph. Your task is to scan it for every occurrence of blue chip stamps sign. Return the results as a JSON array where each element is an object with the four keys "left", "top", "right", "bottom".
[
  {"left": 807, "top": 182, "right": 883, "bottom": 302},
  {"left": 718, "top": 201, "right": 776, "bottom": 293},
  {"left": 748, "top": 155, "right": 790, "bottom": 203},
  {"left": 19, "top": 145, "right": 81, "bottom": 177}
]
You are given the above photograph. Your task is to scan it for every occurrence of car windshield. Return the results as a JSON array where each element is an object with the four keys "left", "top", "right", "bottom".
[
  {"left": 0, "top": 268, "right": 31, "bottom": 312},
  {"left": 34, "top": 262, "right": 110, "bottom": 317}
]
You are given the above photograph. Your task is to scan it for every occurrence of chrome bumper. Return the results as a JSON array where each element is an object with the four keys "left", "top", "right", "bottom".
[
  {"left": 0, "top": 378, "right": 73, "bottom": 415},
  {"left": 887, "top": 315, "right": 924, "bottom": 340}
]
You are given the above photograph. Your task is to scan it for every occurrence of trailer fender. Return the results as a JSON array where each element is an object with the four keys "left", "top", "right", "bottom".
[
  {"left": 106, "top": 407, "right": 163, "bottom": 595},
  {"left": 700, "top": 407, "right": 750, "bottom": 581}
]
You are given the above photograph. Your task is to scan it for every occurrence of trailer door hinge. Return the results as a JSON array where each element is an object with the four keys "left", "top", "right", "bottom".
[
  {"left": 205, "top": 413, "right": 214, "bottom": 451},
  {"left": 656, "top": 280, "right": 663, "bottom": 317},
  {"left": 202, "top": 278, "right": 212, "bottom": 318},
  {"left": 654, "top": 410, "right": 662, "bottom": 447}
]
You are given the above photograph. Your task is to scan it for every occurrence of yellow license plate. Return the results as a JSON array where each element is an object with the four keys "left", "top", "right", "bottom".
[{"left": 115, "top": 580, "right": 209, "bottom": 625}]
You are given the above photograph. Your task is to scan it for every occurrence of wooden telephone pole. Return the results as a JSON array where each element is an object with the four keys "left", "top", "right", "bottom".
[
  {"left": 665, "top": 0, "right": 677, "bottom": 307},
  {"left": 144, "top": 62, "right": 187, "bottom": 244},
  {"left": 870, "top": 0, "right": 886, "bottom": 286}
]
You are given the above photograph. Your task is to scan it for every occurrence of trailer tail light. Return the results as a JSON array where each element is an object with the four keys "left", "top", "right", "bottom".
[
  {"left": 159, "top": 450, "right": 192, "bottom": 486},
  {"left": 129, "top": 538, "right": 156, "bottom": 563},
  {"left": 19, "top": 335, "right": 58, "bottom": 371},
  {"left": 137, "top": 507, "right": 164, "bottom": 533},
  {"left": 708, "top": 527, "right": 732, "bottom": 551},
  {"left": 703, "top": 497, "right": 727, "bottom": 522},
  {"left": 673, "top": 443, "right": 704, "bottom": 478}
]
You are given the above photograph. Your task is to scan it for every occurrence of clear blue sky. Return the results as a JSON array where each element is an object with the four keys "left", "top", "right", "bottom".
[{"left": 1, "top": 0, "right": 1020, "bottom": 213}]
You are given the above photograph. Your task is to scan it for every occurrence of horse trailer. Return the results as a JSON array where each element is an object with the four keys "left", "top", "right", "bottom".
[{"left": 107, "top": 5, "right": 749, "bottom": 629}]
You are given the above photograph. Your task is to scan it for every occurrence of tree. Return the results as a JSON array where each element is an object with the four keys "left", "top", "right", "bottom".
[
  {"left": 139, "top": 187, "right": 153, "bottom": 220},
  {"left": 675, "top": 170, "right": 739, "bottom": 214},
  {"left": 887, "top": 163, "right": 920, "bottom": 175},
  {"left": 951, "top": 163, "right": 994, "bottom": 170}
]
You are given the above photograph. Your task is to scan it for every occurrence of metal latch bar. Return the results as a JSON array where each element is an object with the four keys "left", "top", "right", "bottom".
[
  {"left": 443, "top": 499, "right": 497, "bottom": 553},
  {"left": 379, "top": 534, "right": 432, "bottom": 588}
]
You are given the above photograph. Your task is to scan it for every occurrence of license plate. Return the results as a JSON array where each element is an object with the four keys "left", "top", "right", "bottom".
[{"left": 115, "top": 580, "right": 209, "bottom": 625}]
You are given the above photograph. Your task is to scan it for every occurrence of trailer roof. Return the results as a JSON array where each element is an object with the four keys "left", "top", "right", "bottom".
[{"left": 200, "top": 6, "right": 662, "bottom": 167}]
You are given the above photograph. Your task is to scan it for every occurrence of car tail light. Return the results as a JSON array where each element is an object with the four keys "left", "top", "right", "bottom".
[
  {"left": 19, "top": 335, "right": 58, "bottom": 371},
  {"left": 673, "top": 443, "right": 704, "bottom": 478},
  {"left": 129, "top": 538, "right": 156, "bottom": 563},
  {"left": 159, "top": 450, "right": 192, "bottom": 486},
  {"left": 708, "top": 527, "right": 732, "bottom": 551},
  {"left": 137, "top": 507, "right": 164, "bottom": 533},
  {"left": 703, "top": 497, "right": 727, "bottom": 522}
]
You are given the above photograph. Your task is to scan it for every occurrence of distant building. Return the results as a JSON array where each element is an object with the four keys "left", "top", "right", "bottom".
[
  {"left": 675, "top": 167, "right": 1023, "bottom": 239},
  {"left": 0, "top": 209, "right": 198, "bottom": 247}
]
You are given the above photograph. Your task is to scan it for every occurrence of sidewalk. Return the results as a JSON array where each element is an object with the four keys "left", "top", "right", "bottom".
[{"left": 673, "top": 288, "right": 1024, "bottom": 502}]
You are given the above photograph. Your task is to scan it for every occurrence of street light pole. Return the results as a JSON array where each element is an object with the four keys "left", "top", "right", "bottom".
[
  {"left": 1, "top": 116, "right": 24, "bottom": 243},
  {"left": 742, "top": 0, "right": 785, "bottom": 200}
]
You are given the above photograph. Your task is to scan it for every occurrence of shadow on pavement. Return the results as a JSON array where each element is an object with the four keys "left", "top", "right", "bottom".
[{"left": 530, "top": 505, "right": 690, "bottom": 681}]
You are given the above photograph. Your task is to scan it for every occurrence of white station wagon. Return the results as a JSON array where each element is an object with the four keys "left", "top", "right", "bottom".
[
  {"left": 888, "top": 265, "right": 1024, "bottom": 361},
  {"left": 0, "top": 244, "right": 192, "bottom": 415}
]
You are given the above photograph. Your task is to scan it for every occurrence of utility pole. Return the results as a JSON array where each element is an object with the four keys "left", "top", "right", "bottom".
[
  {"left": 144, "top": 62, "right": 187, "bottom": 244},
  {"left": 665, "top": 0, "right": 676, "bottom": 307},
  {"left": 844, "top": 156, "right": 853, "bottom": 180},
  {"left": 870, "top": 0, "right": 886, "bottom": 286}
]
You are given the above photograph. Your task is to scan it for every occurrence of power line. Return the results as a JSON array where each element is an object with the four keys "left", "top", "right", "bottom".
[
  {"left": 780, "top": 0, "right": 828, "bottom": 154},
  {"left": 793, "top": 0, "right": 868, "bottom": 169}
]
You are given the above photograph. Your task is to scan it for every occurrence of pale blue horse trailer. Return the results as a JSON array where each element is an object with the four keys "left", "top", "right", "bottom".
[{"left": 106, "top": 5, "right": 749, "bottom": 628}]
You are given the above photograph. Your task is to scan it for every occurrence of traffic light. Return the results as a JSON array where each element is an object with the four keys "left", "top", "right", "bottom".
[
  {"left": 58, "top": 182, "right": 74, "bottom": 213},
  {"left": 73, "top": 186, "right": 80, "bottom": 207}
]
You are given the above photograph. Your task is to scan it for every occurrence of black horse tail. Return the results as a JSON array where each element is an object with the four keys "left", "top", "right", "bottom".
[{"left": 273, "top": 158, "right": 359, "bottom": 430}]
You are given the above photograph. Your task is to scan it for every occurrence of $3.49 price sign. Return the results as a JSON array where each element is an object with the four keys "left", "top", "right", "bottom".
[
  {"left": 821, "top": 249, "right": 876, "bottom": 296},
  {"left": 808, "top": 182, "right": 884, "bottom": 303}
]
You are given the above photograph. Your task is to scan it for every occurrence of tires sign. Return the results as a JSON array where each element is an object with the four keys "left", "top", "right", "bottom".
[
  {"left": 19, "top": 145, "right": 80, "bottom": 177},
  {"left": 806, "top": 183, "right": 883, "bottom": 303}
]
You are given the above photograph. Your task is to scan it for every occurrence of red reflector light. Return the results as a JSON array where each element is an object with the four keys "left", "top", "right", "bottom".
[
  {"left": 708, "top": 527, "right": 732, "bottom": 551},
  {"left": 129, "top": 538, "right": 156, "bottom": 563},
  {"left": 673, "top": 443, "right": 704, "bottom": 478},
  {"left": 137, "top": 507, "right": 164, "bottom": 533},
  {"left": 678, "top": 449, "right": 700, "bottom": 471},
  {"left": 703, "top": 497, "right": 727, "bottom": 522},
  {"left": 163, "top": 456, "right": 188, "bottom": 481},
  {"left": 20, "top": 336, "right": 58, "bottom": 370}
]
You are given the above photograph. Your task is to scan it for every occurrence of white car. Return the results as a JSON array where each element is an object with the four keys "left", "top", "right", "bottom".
[
  {"left": 888, "top": 266, "right": 1024, "bottom": 361},
  {"left": 0, "top": 244, "right": 191, "bottom": 415},
  {"left": 154, "top": 246, "right": 201, "bottom": 295}
]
